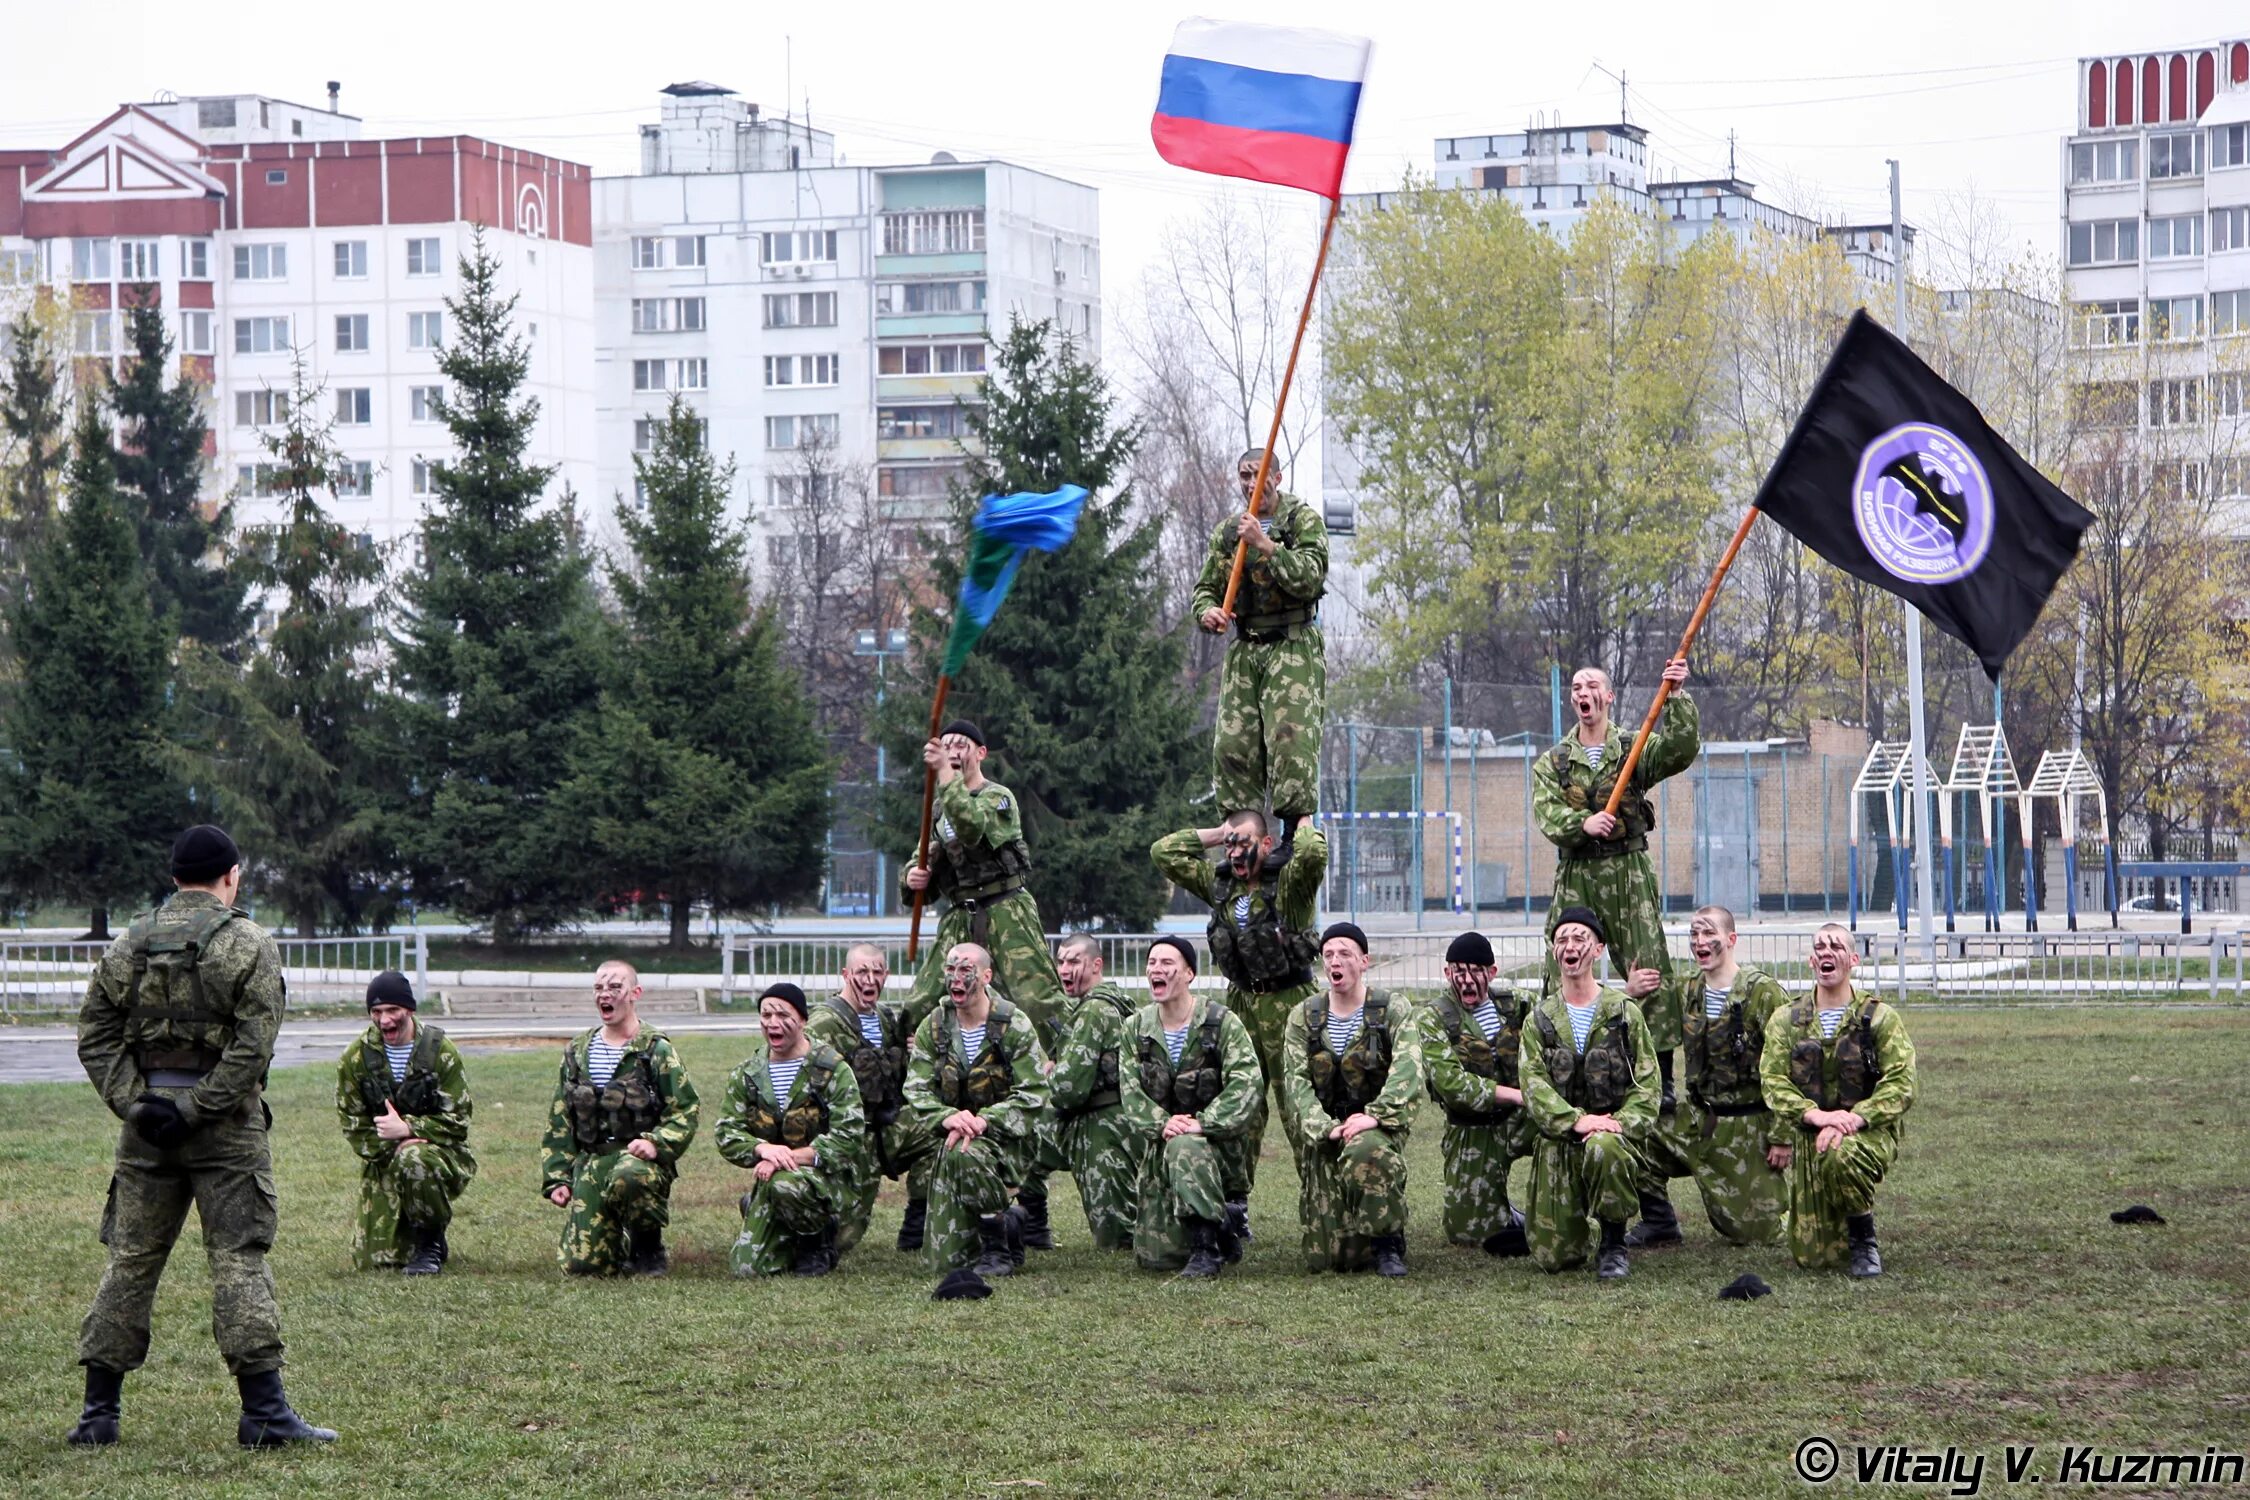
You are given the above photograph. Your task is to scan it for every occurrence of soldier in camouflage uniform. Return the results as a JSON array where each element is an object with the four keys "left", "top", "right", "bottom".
[
  {"left": 1518, "top": 907, "right": 1661, "bottom": 1280},
  {"left": 1151, "top": 812, "right": 1328, "bottom": 1184},
  {"left": 1417, "top": 931, "right": 1535, "bottom": 1253},
  {"left": 1629, "top": 906, "right": 1789, "bottom": 1250},
  {"left": 1044, "top": 934, "right": 1142, "bottom": 1250},
  {"left": 1760, "top": 925, "right": 1918, "bottom": 1277},
  {"left": 808, "top": 944, "right": 938, "bottom": 1255},
  {"left": 1194, "top": 449, "right": 1328, "bottom": 848},
  {"left": 1533, "top": 659, "right": 1698, "bottom": 1111},
  {"left": 334, "top": 970, "right": 474, "bottom": 1275},
  {"left": 1280, "top": 923, "right": 1425, "bottom": 1276},
  {"left": 902, "top": 942, "right": 1053, "bottom": 1277},
  {"left": 1120, "top": 937, "right": 1263, "bottom": 1277},
  {"left": 716, "top": 984, "right": 870, "bottom": 1277},
  {"left": 69, "top": 825, "right": 335, "bottom": 1448},
  {"left": 541, "top": 960, "right": 701, "bottom": 1277}
]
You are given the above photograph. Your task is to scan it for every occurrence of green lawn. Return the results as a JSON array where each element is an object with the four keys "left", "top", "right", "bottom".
[{"left": 2, "top": 1010, "right": 2243, "bottom": 1498}]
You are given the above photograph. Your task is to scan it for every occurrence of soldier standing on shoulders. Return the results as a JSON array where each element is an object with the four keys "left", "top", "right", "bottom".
[
  {"left": 1417, "top": 931, "right": 1534, "bottom": 1254},
  {"left": 1043, "top": 934, "right": 1142, "bottom": 1251},
  {"left": 335, "top": 970, "right": 474, "bottom": 1275},
  {"left": 716, "top": 983, "right": 870, "bottom": 1277},
  {"left": 808, "top": 944, "right": 937, "bottom": 1255}
]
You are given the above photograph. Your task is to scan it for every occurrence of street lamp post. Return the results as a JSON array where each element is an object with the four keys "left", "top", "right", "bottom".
[{"left": 854, "top": 627, "right": 911, "bottom": 916}]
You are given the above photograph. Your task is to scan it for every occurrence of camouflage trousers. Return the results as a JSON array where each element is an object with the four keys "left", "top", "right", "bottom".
[
  {"left": 1526, "top": 1128, "right": 1643, "bottom": 1273},
  {"left": 904, "top": 889, "right": 1067, "bottom": 1047},
  {"left": 352, "top": 1140, "right": 475, "bottom": 1270},
  {"left": 1296, "top": 1126, "right": 1409, "bottom": 1273},
  {"left": 1641, "top": 1104, "right": 1786, "bottom": 1246},
  {"left": 1231, "top": 978, "right": 1306, "bottom": 1188},
  {"left": 1133, "top": 1131, "right": 1249, "bottom": 1271},
  {"left": 80, "top": 1090, "right": 284, "bottom": 1376},
  {"left": 921, "top": 1128, "right": 1035, "bottom": 1274},
  {"left": 556, "top": 1149, "right": 676, "bottom": 1276},
  {"left": 731, "top": 1163, "right": 851, "bottom": 1276},
  {"left": 1437, "top": 1109, "right": 1534, "bottom": 1245},
  {"left": 1542, "top": 852, "right": 1681, "bottom": 1049},
  {"left": 1214, "top": 627, "right": 1325, "bottom": 820},
  {"left": 1054, "top": 1106, "right": 1141, "bottom": 1251},
  {"left": 1787, "top": 1122, "right": 1901, "bottom": 1271},
  {"left": 836, "top": 1110, "right": 938, "bottom": 1255}
]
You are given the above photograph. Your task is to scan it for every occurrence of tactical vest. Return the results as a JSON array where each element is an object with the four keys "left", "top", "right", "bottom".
[
  {"left": 1071, "top": 986, "right": 1139, "bottom": 1113},
  {"left": 1136, "top": 1004, "right": 1231, "bottom": 1115},
  {"left": 826, "top": 998, "right": 909, "bottom": 1127},
  {"left": 735, "top": 1047, "right": 842, "bottom": 1149},
  {"left": 1532, "top": 1003, "right": 1636, "bottom": 1115},
  {"left": 562, "top": 1034, "right": 667, "bottom": 1153},
  {"left": 1548, "top": 739, "right": 1657, "bottom": 855},
  {"left": 1224, "top": 503, "right": 1322, "bottom": 639},
  {"left": 124, "top": 904, "right": 246, "bottom": 1073},
  {"left": 357, "top": 1023, "right": 449, "bottom": 1121},
  {"left": 936, "top": 785, "right": 1033, "bottom": 904},
  {"left": 931, "top": 999, "right": 1020, "bottom": 1111},
  {"left": 1302, "top": 990, "right": 1395, "bottom": 1119},
  {"left": 1785, "top": 998, "right": 1884, "bottom": 1112},
  {"left": 1207, "top": 864, "right": 1320, "bottom": 993},
  {"left": 1682, "top": 976, "right": 1763, "bottom": 1111},
  {"left": 1428, "top": 987, "right": 1526, "bottom": 1126}
]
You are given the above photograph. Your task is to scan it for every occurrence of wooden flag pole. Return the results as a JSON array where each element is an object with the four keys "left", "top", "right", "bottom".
[
  {"left": 1602, "top": 505, "right": 1763, "bottom": 818},
  {"left": 1219, "top": 195, "right": 1344, "bottom": 618},
  {"left": 905, "top": 673, "right": 953, "bottom": 963}
]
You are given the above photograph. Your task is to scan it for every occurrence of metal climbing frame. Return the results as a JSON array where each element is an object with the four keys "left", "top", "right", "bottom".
[
  {"left": 1942, "top": 724, "right": 2024, "bottom": 933},
  {"left": 2024, "top": 748, "right": 2112, "bottom": 931},
  {"left": 1848, "top": 740, "right": 1950, "bottom": 932}
]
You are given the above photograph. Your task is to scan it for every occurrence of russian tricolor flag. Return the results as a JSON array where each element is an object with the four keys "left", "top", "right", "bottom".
[{"left": 1151, "top": 17, "right": 1371, "bottom": 200}]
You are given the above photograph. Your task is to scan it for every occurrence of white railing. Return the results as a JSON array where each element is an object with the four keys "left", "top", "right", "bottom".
[{"left": 1, "top": 932, "right": 419, "bottom": 1014}]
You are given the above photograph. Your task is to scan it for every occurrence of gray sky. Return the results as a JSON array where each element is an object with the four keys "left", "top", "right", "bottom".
[{"left": 5, "top": 1, "right": 2244, "bottom": 330}]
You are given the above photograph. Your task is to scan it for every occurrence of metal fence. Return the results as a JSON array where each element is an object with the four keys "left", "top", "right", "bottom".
[{"left": 0, "top": 934, "right": 416, "bottom": 1014}]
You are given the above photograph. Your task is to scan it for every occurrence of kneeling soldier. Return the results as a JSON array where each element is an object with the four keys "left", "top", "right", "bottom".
[
  {"left": 1519, "top": 906, "right": 1659, "bottom": 1280},
  {"left": 1760, "top": 925, "right": 1917, "bottom": 1276},
  {"left": 541, "top": 960, "right": 701, "bottom": 1276},
  {"left": 335, "top": 971, "right": 474, "bottom": 1274},
  {"left": 717, "top": 983, "right": 869, "bottom": 1276},
  {"left": 1418, "top": 931, "right": 1534, "bottom": 1252},
  {"left": 1046, "top": 934, "right": 1142, "bottom": 1250},
  {"left": 1120, "top": 937, "right": 1263, "bottom": 1277},
  {"left": 809, "top": 944, "right": 938, "bottom": 1255},
  {"left": 902, "top": 942, "right": 1052, "bottom": 1277},
  {"left": 1281, "top": 923, "right": 1424, "bottom": 1276}
]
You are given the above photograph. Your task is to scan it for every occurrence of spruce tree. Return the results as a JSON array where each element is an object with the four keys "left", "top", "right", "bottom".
[
  {"left": 0, "top": 402, "right": 183, "bottom": 937},
  {"left": 0, "top": 308, "right": 68, "bottom": 628},
  {"left": 562, "top": 397, "right": 831, "bottom": 948},
  {"left": 887, "top": 318, "right": 1200, "bottom": 928},
  {"left": 391, "top": 228, "right": 607, "bottom": 941},
  {"left": 113, "top": 304, "right": 249, "bottom": 649}
]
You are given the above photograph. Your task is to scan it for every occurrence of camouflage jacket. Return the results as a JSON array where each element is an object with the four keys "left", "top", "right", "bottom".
[
  {"left": 1759, "top": 986, "right": 1917, "bottom": 1132},
  {"left": 902, "top": 776, "right": 1031, "bottom": 906},
  {"left": 1049, "top": 981, "right": 1138, "bottom": 1117},
  {"left": 539, "top": 1027, "right": 701, "bottom": 1193},
  {"left": 1151, "top": 827, "right": 1328, "bottom": 954},
  {"left": 1518, "top": 987, "right": 1660, "bottom": 1142},
  {"left": 1532, "top": 692, "right": 1700, "bottom": 857},
  {"left": 902, "top": 999, "right": 1051, "bottom": 1142},
  {"left": 1678, "top": 964, "right": 1792, "bottom": 1145},
  {"left": 1418, "top": 985, "right": 1532, "bottom": 1124},
  {"left": 1117, "top": 995, "right": 1264, "bottom": 1144},
  {"left": 1190, "top": 491, "right": 1329, "bottom": 628},
  {"left": 714, "top": 1045, "right": 871, "bottom": 1182},
  {"left": 1280, "top": 990, "right": 1425, "bottom": 1146},
  {"left": 336, "top": 1020, "right": 474, "bottom": 1165}
]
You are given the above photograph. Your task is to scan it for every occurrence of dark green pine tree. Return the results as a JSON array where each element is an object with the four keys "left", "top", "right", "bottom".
[
  {"left": 391, "top": 228, "right": 608, "bottom": 942},
  {"left": 0, "top": 308, "right": 69, "bottom": 625},
  {"left": 112, "top": 304, "right": 250, "bottom": 650},
  {"left": 0, "top": 402, "right": 184, "bottom": 937},
  {"left": 887, "top": 317, "right": 1201, "bottom": 929},
  {"left": 562, "top": 397, "right": 832, "bottom": 949}
]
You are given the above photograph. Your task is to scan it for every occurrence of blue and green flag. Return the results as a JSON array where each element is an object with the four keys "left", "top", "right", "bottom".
[{"left": 939, "top": 485, "right": 1090, "bottom": 676}]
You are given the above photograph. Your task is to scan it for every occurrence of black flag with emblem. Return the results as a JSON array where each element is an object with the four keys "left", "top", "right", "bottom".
[{"left": 1751, "top": 309, "right": 2094, "bottom": 678}]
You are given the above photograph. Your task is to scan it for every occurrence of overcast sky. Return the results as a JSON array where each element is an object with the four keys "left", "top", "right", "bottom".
[{"left": 6, "top": 1, "right": 2244, "bottom": 329}]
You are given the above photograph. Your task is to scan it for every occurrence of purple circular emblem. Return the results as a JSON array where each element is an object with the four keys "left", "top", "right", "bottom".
[{"left": 1850, "top": 422, "right": 1993, "bottom": 585}]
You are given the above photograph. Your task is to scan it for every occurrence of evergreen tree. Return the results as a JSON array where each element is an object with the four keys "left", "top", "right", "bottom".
[
  {"left": 886, "top": 318, "right": 1200, "bottom": 928},
  {"left": 562, "top": 397, "right": 831, "bottom": 948},
  {"left": 0, "top": 402, "right": 183, "bottom": 937},
  {"left": 0, "top": 307, "right": 68, "bottom": 628},
  {"left": 113, "top": 304, "right": 250, "bottom": 649},
  {"left": 391, "top": 228, "right": 607, "bottom": 942}
]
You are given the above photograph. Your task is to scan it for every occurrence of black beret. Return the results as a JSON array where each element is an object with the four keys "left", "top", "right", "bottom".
[
  {"left": 931, "top": 1267, "right": 992, "bottom": 1301},
  {"left": 1718, "top": 1273, "right": 1773, "bottom": 1301},
  {"left": 1552, "top": 905, "right": 1608, "bottom": 944},
  {"left": 1319, "top": 921, "right": 1369, "bottom": 954},
  {"left": 940, "top": 719, "right": 985, "bottom": 747},
  {"left": 758, "top": 982, "right": 810, "bottom": 1018},
  {"left": 366, "top": 970, "right": 417, "bottom": 1012},
  {"left": 170, "top": 824, "right": 240, "bottom": 884},
  {"left": 1147, "top": 935, "right": 1198, "bottom": 974},
  {"left": 1445, "top": 931, "right": 1495, "bottom": 967}
]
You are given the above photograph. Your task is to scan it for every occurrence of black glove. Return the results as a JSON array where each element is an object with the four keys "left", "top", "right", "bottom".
[{"left": 127, "top": 1093, "right": 191, "bottom": 1149}]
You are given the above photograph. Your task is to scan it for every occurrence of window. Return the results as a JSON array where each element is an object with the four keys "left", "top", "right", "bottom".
[
  {"left": 405, "top": 237, "right": 441, "bottom": 276},
  {"left": 408, "top": 311, "right": 443, "bottom": 350},
  {"left": 2212, "top": 206, "right": 2250, "bottom": 254},
  {"left": 70, "top": 238, "right": 112, "bottom": 280},
  {"left": 2149, "top": 214, "right": 2203, "bottom": 260},
  {"left": 2148, "top": 378, "right": 2201, "bottom": 428},
  {"left": 635, "top": 414, "right": 707, "bottom": 452},
  {"left": 234, "top": 389, "right": 289, "bottom": 427},
  {"left": 874, "top": 280, "right": 985, "bottom": 315},
  {"left": 2148, "top": 131, "right": 2204, "bottom": 179},
  {"left": 673, "top": 235, "right": 706, "bottom": 267},
  {"left": 877, "top": 341, "right": 987, "bottom": 376},
  {"left": 116, "top": 240, "right": 157, "bottom": 280},
  {"left": 631, "top": 235, "right": 665, "bottom": 269},
  {"left": 336, "top": 461, "right": 374, "bottom": 497},
  {"left": 234, "top": 464, "right": 284, "bottom": 498},
  {"left": 233, "top": 316, "right": 290, "bottom": 353},
  {"left": 264, "top": 168, "right": 288, "bottom": 186},
  {"left": 412, "top": 458, "right": 438, "bottom": 496},
  {"left": 71, "top": 310, "right": 113, "bottom": 354},
  {"left": 878, "top": 464, "right": 962, "bottom": 501},
  {"left": 2066, "top": 219, "right": 2137, "bottom": 267},
  {"left": 880, "top": 210, "right": 985, "bottom": 255},
  {"left": 764, "top": 353, "right": 839, "bottom": 387},
  {"left": 767, "top": 474, "right": 837, "bottom": 506},
  {"left": 2068, "top": 381, "right": 2137, "bottom": 428},
  {"left": 334, "top": 314, "right": 370, "bottom": 352},
  {"left": 232, "top": 243, "right": 287, "bottom": 281},
  {"left": 2217, "top": 124, "right": 2250, "bottom": 170},
  {"left": 631, "top": 358, "right": 707, "bottom": 391},
  {"left": 0, "top": 248, "right": 35, "bottom": 283},
  {"left": 334, "top": 388, "right": 371, "bottom": 425},
  {"left": 877, "top": 404, "right": 971, "bottom": 440},
  {"left": 334, "top": 240, "right": 367, "bottom": 278},
  {"left": 410, "top": 385, "right": 445, "bottom": 422},
  {"left": 763, "top": 291, "right": 839, "bottom": 327},
  {"left": 2215, "top": 289, "right": 2250, "bottom": 337},
  {"left": 2216, "top": 373, "right": 2249, "bottom": 420},
  {"left": 761, "top": 229, "right": 838, "bottom": 264},
  {"left": 180, "top": 310, "right": 214, "bottom": 354},
  {"left": 764, "top": 413, "right": 839, "bottom": 448},
  {"left": 2149, "top": 296, "right": 2203, "bottom": 342},
  {"left": 183, "top": 239, "right": 210, "bottom": 279},
  {"left": 630, "top": 297, "right": 707, "bottom": 332}
]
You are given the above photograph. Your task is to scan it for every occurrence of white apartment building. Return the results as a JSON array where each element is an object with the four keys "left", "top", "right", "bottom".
[
  {"left": 0, "top": 90, "right": 594, "bottom": 566},
  {"left": 591, "top": 82, "right": 1101, "bottom": 579}
]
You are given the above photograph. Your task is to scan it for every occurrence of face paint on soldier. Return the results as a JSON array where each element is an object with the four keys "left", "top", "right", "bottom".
[
  {"left": 761, "top": 999, "right": 809, "bottom": 1061},
  {"left": 371, "top": 1002, "right": 415, "bottom": 1046},
  {"left": 1570, "top": 668, "right": 1614, "bottom": 739},
  {"left": 1552, "top": 922, "right": 1603, "bottom": 982},
  {"left": 942, "top": 943, "right": 992, "bottom": 1011},
  {"left": 1221, "top": 812, "right": 1273, "bottom": 879},
  {"left": 1810, "top": 926, "right": 1857, "bottom": 994},
  {"left": 841, "top": 945, "right": 888, "bottom": 1013},
  {"left": 594, "top": 962, "right": 641, "bottom": 1036},
  {"left": 1445, "top": 963, "right": 1494, "bottom": 1004},
  {"left": 1690, "top": 909, "right": 1739, "bottom": 976},
  {"left": 1146, "top": 945, "right": 1188, "bottom": 1006},
  {"left": 1056, "top": 938, "right": 1102, "bottom": 998}
]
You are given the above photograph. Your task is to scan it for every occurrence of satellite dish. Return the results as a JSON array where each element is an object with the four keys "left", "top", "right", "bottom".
[{"left": 931, "top": 150, "right": 958, "bottom": 164}]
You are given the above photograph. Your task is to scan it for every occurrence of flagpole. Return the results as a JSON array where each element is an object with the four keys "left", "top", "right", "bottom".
[
  {"left": 1892, "top": 157, "right": 1939, "bottom": 996},
  {"left": 1219, "top": 194, "right": 1343, "bottom": 618},
  {"left": 906, "top": 674, "right": 952, "bottom": 963}
]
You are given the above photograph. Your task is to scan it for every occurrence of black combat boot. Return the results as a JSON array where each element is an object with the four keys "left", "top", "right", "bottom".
[
  {"left": 1002, "top": 1204, "right": 1029, "bottom": 1268},
  {"left": 1847, "top": 1213, "right": 1883, "bottom": 1278},
  {"left": 65, "top": 1364, "right": 123, "bottom": 1446},
  {"left": 1657, "top": 1050, "right": 1678, "bottom": 1118},
  {"left": 1623, "top": 1187, "right": 1683, "bottom": 1250},
  {"left": 401, "top": 1224, "right": 446, "bottom": 1276},
  {"left": 628, "top": 1225, "right": 669, "bottom": 1278},
  {"left": 1179, "top": 1216, "right": 1225, "bottom": 1279},
  {"left": 1371, "top": 1233, "right": 1409, "bottom": 1278},
  {"left": 1015, "top": 1190, "right": 1054, "bottom": 1250},
  {"left": 971, "top": 1213, "right": 1017, "bottom": 1278},
  {"left": 1596, "top": 1219, "right": 1631, "bottom": 1280},
  {"left": 235, "top": 1369, "right": 338, "bottom": 1448},
  {"left": 896, "top": 1197, "right": 928, "bottom": 1252},
  {"left": 1264, "top": 815, "right": 1300, "bottom": 872},
  {"left": 792, "top": 1219, "right": 838, "bottom": 1278},
  {"left": 1220, "top": 1199, "right": 1252, "bottom": 1263},
  {"left": 1483, "top": 1208, "right": 1529, "bottom": 1258}
]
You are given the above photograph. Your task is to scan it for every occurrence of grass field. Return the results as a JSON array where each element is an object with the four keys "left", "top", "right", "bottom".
[{"left": 1, "top": 1008, "right": 2244, "bottom": 1499}]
